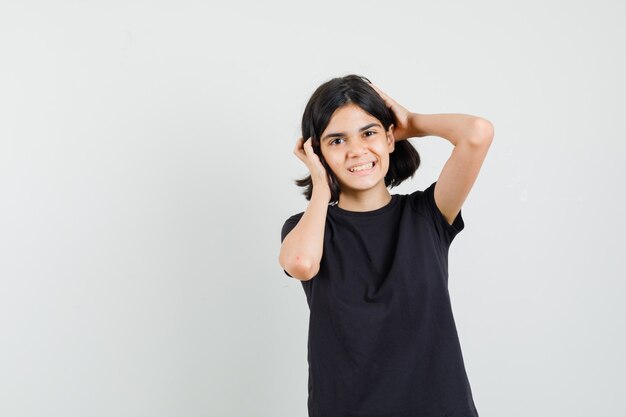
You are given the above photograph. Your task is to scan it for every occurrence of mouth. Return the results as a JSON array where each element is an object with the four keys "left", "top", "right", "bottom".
[{"left": 347, "top": 160, "right": 376, "bottom": 175}]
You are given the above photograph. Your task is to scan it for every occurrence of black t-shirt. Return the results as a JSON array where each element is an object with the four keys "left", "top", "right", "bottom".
[{"left": 280, "top": 181, "right": 479, "bottom": 417}]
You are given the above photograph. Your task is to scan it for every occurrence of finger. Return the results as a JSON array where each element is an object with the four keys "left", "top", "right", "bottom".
[
  {"left": 294, "top": 137, "right": 307, "bottom": 158},
  {"left": 369, "top": 83, "right": 385, "bottom": 95},
  {"left": 371, "top": 84, "right": 395, "bottom": 107},
  {"left": 371, "top": 84, "right": 391, "bottom": 102},
  {"left": 303, "top": 138, "right": 322, "bottom": 164},
  {"left": 303, "top": 137, "right": 313, "bottom": 152},
  {"left": 296, "top": 137, "right": 309, "bottom": 149},
  {"left": 299, "top": 138, "right": 315, "bottom": 161}
]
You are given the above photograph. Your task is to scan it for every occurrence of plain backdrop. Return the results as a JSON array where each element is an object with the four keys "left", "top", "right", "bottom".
[{"left": 1, "top": 1, "right": 624, "bottom": 416}]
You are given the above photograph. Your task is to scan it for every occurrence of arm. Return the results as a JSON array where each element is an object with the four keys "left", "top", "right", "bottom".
[
  {"left": 410, "top": 113, "right": 493, "bottom": 225},
  {"left": 369, "top": 83, "right": 494, "bottom": 225},
  {"left": 278, "top": 137, "right": 331, "bottom": 281},
  {"left": 279, "top": 187, "right": 330, "bottom": 280}
]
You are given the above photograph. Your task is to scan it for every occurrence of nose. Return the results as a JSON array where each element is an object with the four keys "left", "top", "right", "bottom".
[{"left": 347, "top": 138, "right": 367, "bottom": 157}]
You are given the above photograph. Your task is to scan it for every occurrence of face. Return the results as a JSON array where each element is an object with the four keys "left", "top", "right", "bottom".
[{"left": 319, "top": 103, "right": 395, "bottom": 196}]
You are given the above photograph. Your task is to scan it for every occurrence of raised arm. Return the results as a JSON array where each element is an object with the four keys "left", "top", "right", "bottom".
[
  {"left": 409, "top": 113, "right": 493, "bottom": 225},
  {"left": 369, "top": 83, "right": 494, "bottom": 225},
  {"left": 278, "top": 137, "right": 331, "bottom": 281}
]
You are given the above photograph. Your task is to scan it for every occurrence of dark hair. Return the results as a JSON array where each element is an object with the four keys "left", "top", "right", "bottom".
[{"left": 294, "top": 74, "right": 421, "bottom": 204}]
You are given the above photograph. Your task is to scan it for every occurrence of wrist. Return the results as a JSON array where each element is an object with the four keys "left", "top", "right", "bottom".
[
  {"left": 311, "top": 183, "right": 332, "bottom": 203},
  {"left": 408, "top": 113, "right": 428, "bottom": 137}
]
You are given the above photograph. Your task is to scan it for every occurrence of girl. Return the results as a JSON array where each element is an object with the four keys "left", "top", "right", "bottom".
[{"left": 279, "top": 74, "right": 493, "bottom": 417}]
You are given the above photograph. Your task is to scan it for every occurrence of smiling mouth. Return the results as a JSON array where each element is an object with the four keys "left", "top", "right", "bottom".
[{"left": 348, "top": 161, "right": 376, "bottom": 173}]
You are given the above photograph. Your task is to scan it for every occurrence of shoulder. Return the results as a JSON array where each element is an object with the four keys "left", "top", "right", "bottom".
[
  {"left": 283, "top": 211, "right": 305, "bottom": 224},
  {"left": 406, "top": 182, "right": 436, "bottom": 214},
  {"left": 407, "top": 181, "right": 465, "bottom": 246},
  {"left": 280, "top": 211, "right": 305, "bottom": 242}
]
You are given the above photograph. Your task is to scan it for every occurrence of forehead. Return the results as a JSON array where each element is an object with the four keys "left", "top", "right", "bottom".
[{"left": 324, "top": 104, "right": 380, "bottom": 131}]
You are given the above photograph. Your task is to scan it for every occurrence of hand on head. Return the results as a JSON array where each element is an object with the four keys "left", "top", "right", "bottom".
[
  {"left": 368, "top": 83, "right": 415, "bottom": 141},
  {"left": 294, "top": 137, "right": 331, "bottom": 193}
]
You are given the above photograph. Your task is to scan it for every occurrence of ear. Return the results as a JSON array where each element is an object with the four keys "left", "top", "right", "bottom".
[{"left": 387, "top": 124, "right": 395, "bottom": 153}]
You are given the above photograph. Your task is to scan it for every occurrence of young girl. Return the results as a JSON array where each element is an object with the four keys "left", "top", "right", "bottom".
[{"left": 279, "top": 74, "right": 493, "bottom": 417}]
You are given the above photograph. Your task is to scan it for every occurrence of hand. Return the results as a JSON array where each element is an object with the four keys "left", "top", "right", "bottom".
[
  {"left": 293, "top": 137, "right": 332, "bottom": 193},
  {"left": 369, "top": 83, "right": 419, "bottom": 141}
]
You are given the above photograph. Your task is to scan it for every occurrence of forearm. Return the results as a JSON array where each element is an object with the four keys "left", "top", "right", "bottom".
[
  {"left": 408, "top": 113, "right": 493, "bottom": 147},
  {"left": 279, "top": 187, "right": 330, "bottom": 280}
]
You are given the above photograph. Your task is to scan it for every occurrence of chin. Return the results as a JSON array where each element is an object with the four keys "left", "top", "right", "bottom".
[{"left": 339, "top": 178, "right": 385, "bottom": 192}]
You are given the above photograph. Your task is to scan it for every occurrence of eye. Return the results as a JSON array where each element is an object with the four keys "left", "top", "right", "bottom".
[
  {"left": 330, "top": 138, "right": 345, "bottom": 145},
  {"left": 364, "top": 130, "right": 376, "bottom": 137}
]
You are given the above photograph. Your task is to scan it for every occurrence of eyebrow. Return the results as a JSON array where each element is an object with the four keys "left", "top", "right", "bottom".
[{"left": 321, "top": 122, "right": 381, "bottom": 142}]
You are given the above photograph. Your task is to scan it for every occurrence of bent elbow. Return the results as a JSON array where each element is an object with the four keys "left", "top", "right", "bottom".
[
  {"left": 279, "top": 254, "right": 320, "bottom": 281},
  {"left": 286, "top": 263, "right": 319, "bottom": 281},
  {"left": 469, "top": 118, "right": 494, "bottom": 147}
]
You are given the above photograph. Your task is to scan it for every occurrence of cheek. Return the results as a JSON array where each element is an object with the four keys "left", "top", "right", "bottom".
[
  {"left": 323, "top": 155, "right": 342, "bottom": 170},
  {"left": 328, "top": 164, "right": 343, "bottom": 177},
  {"left": 318, "top": 154, "right": 337, "bottom": 172},
  {"left": 380, "top": 155, "right": 391, "bottom": 171}
]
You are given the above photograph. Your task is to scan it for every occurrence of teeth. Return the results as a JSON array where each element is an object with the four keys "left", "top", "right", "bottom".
[{"left": 349, "top": 162, "right": 374, "bottom": 172}]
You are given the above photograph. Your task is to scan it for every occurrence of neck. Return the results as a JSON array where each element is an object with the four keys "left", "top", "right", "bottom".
[{"left": 337, "top": 185, "right": 392, "bottom": 212}]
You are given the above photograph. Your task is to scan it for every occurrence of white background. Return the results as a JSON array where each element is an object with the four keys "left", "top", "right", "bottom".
[{"left": 1, "top": 1, "right": 624, "bottom": 416}]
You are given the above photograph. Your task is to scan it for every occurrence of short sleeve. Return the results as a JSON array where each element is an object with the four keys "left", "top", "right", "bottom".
[
  {"left": 410, "top": 181, "right": 465, "bottom": 247},
  {"left": 280, "top": 213, "right": 304, "bottom": 277}
]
